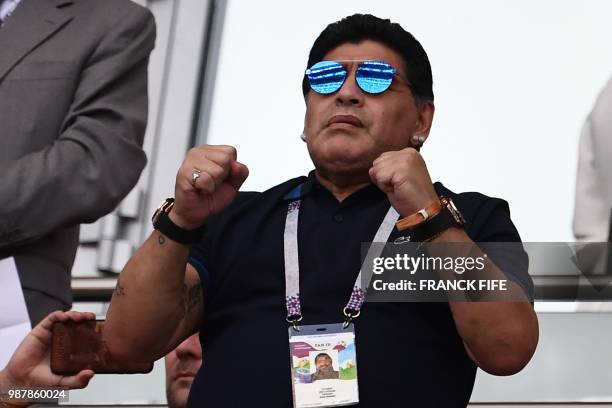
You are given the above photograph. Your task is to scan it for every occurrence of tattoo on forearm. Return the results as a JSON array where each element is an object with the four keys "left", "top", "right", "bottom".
[
  {"left": 114, "top": 277, "right": 126, "bottom": 296},
  {"left": 158, "top": 234, "right": 166, "bottom": 245},
  {"left": 181, "top": 282, "right": 202, "bottom": 316}
]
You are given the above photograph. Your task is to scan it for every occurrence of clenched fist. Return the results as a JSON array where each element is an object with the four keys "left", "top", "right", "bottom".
[
  {"left": 369, "top": 147, "right": 439, "bottom": 217},
  {"left": 170, "top": 145, "right": 249, "bottom": 229}
]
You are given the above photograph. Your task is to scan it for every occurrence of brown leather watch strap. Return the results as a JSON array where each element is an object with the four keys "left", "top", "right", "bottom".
[{"left": 395, "top": 199, "right": 443, "bottom": 231}]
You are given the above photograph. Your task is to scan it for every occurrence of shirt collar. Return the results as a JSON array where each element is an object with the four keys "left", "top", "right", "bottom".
[
  {"left": 283, "top": 171, "right": 317, "bottom": 201},
  {"left": 283, "top": 170, "right": 384, "bottom": 202}
]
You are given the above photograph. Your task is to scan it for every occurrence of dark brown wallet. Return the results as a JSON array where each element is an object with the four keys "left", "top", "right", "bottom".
[{"left": 50, "top": 319, "right": 153, "bottom": 375}]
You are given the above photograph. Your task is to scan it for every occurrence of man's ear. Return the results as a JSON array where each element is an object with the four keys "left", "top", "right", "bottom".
[
  {"left": 414, "top": 100, "right": 435, "bottom": 138},
  {"left": 301, "top": 110, "right": 308, "bottom": 142}
]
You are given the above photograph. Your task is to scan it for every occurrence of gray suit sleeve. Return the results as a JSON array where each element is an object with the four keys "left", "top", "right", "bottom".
[{"left": 0, "top": 7, "right": 156, "bottom": 248}]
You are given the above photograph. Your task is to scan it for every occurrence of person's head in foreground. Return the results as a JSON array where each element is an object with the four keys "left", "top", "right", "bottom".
[{"left": 165, "top": 333, "right": 202, "bottom": 408}]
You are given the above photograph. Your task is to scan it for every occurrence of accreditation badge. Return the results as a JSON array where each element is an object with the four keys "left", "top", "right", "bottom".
[{"left": 288, "top": 323, "right": 359, "bottom": 408}]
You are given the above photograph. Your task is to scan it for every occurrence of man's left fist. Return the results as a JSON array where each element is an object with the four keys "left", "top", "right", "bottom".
[{"left": 369, "top": 147, "right": 439, "bottom": 217}]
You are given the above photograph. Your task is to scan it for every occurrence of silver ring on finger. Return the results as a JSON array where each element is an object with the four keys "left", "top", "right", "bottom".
[{"left": 191, "top": 168, "right": 202, "bottom": 187}]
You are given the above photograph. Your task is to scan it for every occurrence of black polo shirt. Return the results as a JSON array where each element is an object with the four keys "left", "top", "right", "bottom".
[{"left": 186, "top": 171, "right": 532, "bottom": 408}]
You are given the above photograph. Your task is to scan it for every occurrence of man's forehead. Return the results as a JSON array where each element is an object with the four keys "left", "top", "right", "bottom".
[
  {"left": 322, "top": 40, "right": 400, "bottom": 61},
  {"left": 321, "top": 39, "right": 406, "bottom": 75}
]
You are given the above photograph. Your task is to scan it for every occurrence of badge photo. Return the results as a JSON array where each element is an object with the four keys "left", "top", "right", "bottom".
[{"left": 289, "top": 323, "right": 359, "bottom": 408}]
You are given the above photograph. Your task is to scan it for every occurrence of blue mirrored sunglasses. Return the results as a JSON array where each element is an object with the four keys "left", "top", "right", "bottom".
[{"left": 305, "top": 60, "right": 398, "bottom": 95}]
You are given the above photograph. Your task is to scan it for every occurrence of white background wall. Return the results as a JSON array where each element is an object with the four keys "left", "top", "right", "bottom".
[{"left": 206, "top": 0, "right": 612, "bottom": 242}]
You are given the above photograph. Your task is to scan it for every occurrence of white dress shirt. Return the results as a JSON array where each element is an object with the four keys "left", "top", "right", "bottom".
[
  {"left": 0, "top": 0, "right": 22, "bottom": 27},
  {"left": 573, "top": 76, "right": 612, "bottom": 241}
]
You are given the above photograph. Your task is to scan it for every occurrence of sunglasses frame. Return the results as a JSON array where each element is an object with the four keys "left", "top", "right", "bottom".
[{"left": 305, "top": 59, "right": 404, "bottom": 95}]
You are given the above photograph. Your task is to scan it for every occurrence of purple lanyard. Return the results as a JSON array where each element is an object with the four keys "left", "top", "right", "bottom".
[{"left": 283, "top": 195, "right": 398, "bottom": 330}]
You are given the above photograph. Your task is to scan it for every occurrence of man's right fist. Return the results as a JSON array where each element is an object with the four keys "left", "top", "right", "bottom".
[{"left": 170, "top": 145, "right": 249, "bottom": 229}]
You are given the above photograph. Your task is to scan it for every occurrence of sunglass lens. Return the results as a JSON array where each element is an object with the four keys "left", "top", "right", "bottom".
[
  {"left": 356, "top": 60, "right": 396, "bottom": 94},
  {"left": 306, "top": 61, "right": 347, "bottom": 94}
]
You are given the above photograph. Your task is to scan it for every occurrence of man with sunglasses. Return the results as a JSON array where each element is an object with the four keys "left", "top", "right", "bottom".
[{"left": 104, "top": 14, "right": 538, "bottom": 407}]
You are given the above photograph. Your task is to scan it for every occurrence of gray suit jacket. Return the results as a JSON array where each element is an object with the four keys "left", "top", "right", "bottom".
[{"left": 0, "top": 0, "right": 155, "bottom": 316}]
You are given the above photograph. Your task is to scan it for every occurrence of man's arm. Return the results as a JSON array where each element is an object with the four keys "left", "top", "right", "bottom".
[
  {"left": 0, "top": 5, "right": 155, "bottom": 248},
  {"left": 103, "top": 230, "right": 203, "bottom": 361},
  {"left": 370, "top": 147, "right": 538, "bottom": 376},
  {"left": 430, "top": 227, "right": 538, "bottom": 376},
  {"left": 573, "top": 116, "right": 608, "bottom": 241},
  {"left": 104, "top": 146, "right": 249, "bottom": 361},
  {"left": 573, "top": 76, "right": 612, "bottom": 242}
]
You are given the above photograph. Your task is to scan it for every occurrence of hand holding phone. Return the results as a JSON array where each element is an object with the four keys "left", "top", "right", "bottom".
[{"left": 1, "top": 310, "right": 96, "bottom": 398}]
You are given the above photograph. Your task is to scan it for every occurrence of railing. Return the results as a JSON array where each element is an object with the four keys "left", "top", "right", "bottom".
[
  {"left": 62, "top": 404, "right": 612, "bottom": 407},
  {"left": 72, "top": 277, "right": 116, "bottom": 302},
  {"left": 72, "top": 276, "right": 612, "bottom": 303}
]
